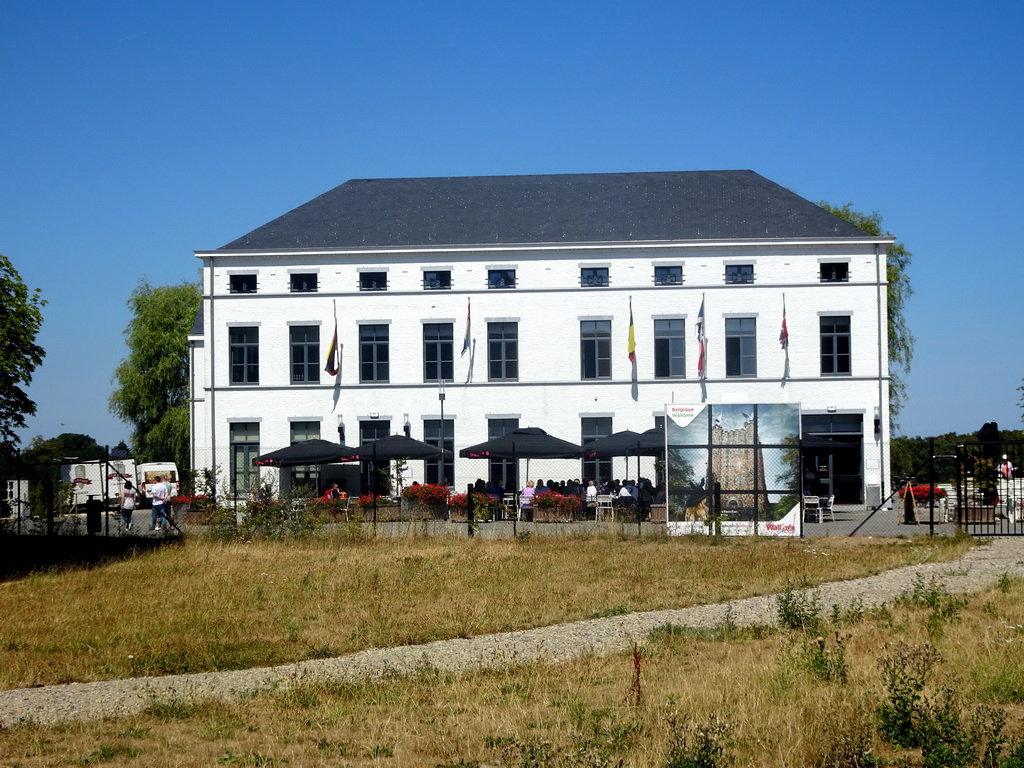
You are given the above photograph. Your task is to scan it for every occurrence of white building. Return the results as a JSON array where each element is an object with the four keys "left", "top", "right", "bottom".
[{"left": 189, "top": 171, "right": 893, "bottom": 504}]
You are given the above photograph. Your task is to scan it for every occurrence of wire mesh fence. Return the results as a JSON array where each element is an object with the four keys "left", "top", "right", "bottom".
[{"left": 6, "top": 440, "right": 1019, "bottom": 540}]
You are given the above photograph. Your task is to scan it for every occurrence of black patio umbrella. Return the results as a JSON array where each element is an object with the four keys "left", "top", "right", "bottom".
[
  {"left": 253, "top": 439, "right": 350, "bottom": 468},
  {"left": 577, "top": 430, "right": 644, "bottom": 459},
  {"left": 336, "top": 434, "right": 446, "bottom": 462},
  {"left": 459, "top": 427, "right": 581, "bottom": 459},
  {"left": 634, "top": 427, "right": 666, "bottom": 456},
  {"left": 335, "top": 434, "right": 447, "bottom": 525}
]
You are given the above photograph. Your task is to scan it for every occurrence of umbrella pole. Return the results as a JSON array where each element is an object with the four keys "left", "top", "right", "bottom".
[{"left": 372, "top": 442, "right": 378, "bottom": 530}]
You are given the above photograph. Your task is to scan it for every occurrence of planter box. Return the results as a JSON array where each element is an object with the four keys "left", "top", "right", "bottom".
[
  {"left": 960, "top": 506, "right": 996, "bottom": 524},
  {"left": 400, "top": 500, "right": 449, "bottom": 520},
  {"left": 532, "top": 506, "right": 572, "bottom": 523},
  {"left": 649, "top": 504, "right": 667, "bottom": 523}
]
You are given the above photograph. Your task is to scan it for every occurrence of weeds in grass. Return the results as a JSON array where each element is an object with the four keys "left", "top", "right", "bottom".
[
  {"left": 776, "top": 585, "right": 823, "bottom": 632},
  {"left": 664, "top": 712, "right": 733, "bottom": 768},
  {"left": 813, "top": 707, "right": 881, "bottom": 768},
  {"left": 80, "top": 743, "right": 140, "bottom": 763},
  {"left": 800, "top": 632, "right": 850, "bottom": 685},
  {"left": 628, "top": 642, "right": 643, "bottom": 707},
  {"left": 876, "top": 642, "right": 943, "bottom": 748},
  {"left": 831, "top": 597, "right": 867, "bottom": 627},
  {"left": 899, "top": 575, "right": 969, "bottom": 638},
  {"left": 590, "top": 605, "right": 630, "bottom": 619},
  {"left": 145, "top": 696, "right": 198, "bottom": 721}
]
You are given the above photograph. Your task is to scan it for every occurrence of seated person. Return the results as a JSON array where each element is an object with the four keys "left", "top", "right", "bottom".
[{"left": 322, "top": 483, "right": 347, "bottom": 501}]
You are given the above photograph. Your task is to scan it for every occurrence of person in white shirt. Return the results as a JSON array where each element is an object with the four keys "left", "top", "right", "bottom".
[
  {"left": 120, "top": 481, "right": 137, "bottom": 530},
  {"left": 150, "top": 476, "right": 170, "bottom": 531}
]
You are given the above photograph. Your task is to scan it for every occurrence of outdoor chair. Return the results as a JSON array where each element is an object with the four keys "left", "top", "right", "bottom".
[
  {"left": 803, "top": 495, "right": 820, "bottom": 523},
  {"left": 595, "top": 494, "right": 615, "bottom": 522},
  {"left": 502, "top": 493, "right": 518, "bottom": 520},
  {"left": 819, "top": 494, "right": 835, "bottom": 523}
]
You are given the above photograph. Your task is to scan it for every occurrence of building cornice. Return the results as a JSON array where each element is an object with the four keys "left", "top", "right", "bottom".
[{"left": 195, "top": 236, "right": 895, "bottom": 261}]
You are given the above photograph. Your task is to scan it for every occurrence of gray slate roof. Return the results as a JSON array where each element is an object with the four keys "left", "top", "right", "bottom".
[{"left": 218, "top": 170, "right": 870, "bottom": 251}]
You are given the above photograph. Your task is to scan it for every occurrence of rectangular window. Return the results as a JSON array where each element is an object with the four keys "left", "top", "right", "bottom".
[
  {"left": 229, "top": 327, "right": 259, "bottom": 384},
  {"left": 289, "top": 273, "right": 317, "bottom": 292},
  {"left": 654, "top": 319, "right": 686, "bottom": 378},
  {"left": 359, "top": 271, "right": 387, "bottom": 291},
  {"left": 290, "top": 326, "right": 320, "bottom": 384},
  {"left": 580, "top": 320, "right": 612, "bottom": 380},
  {"left": 423, "top": 323, "right": 454, "bottom": 383},
  {"left": 230, "top": 422, "right": 260, "bottom": 496},
  {"left": 724, "top": 264, "right": 754, "bottom": 284},
  {"left": 820, "top": 316, "right": 852, "bottom": 375},
  {"left": 359, "top": 324, "right": 389, "bottom": 382},
  {"left": 488, "top": 418, "right": 519, "bottom": 491},
  {"left": 819, "top": 263, "right": 850, "bottom": 282},
  {"left": 423, "top": 270, "right": 451, "bottom": 290},
  {"left": 358, "top": 420, "right": 391, "bottom": 493},
  {"left": 488, "top": 269, "right": 516, "bottom": 289},
  {"left": 229, "top": 274, "right": 257, "bottom": 293},
  {"left": 424, "top": 419, "right": 454, "bottom": 486},
  {"left": 580, "top": 267, "right": 609, "bottom": 287},
  {"left": 581, "top": 417, "right": 613, "bottom": 486},
  {"left": 654, "top": 265, "right": 682, "bottom": 286},
  {"left": 289, "top": 421, "right": 321, "bottom": 490},
  {"left": 725, "top": 317, "right": 757, "bottom": 377},
  {"left": 487, "top": 322, "right": 519, "bottom": 381}
]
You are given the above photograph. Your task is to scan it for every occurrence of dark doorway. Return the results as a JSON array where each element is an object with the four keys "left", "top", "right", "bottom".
[{"left": 801, "top": 414, "right": 864, "bottom": 504}]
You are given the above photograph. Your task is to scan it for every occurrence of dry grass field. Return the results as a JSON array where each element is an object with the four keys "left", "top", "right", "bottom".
[
  {"left": 0, "top": 533, "right": 969, "bottom": 690},
  {"left": 5, "top": 532, "right": 1018, "bottom": 767}
]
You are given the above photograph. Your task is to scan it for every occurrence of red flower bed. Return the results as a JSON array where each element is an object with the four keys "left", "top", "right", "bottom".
[
  {"left": 401, "top": 484, "right": 450, "bottom": 505},
  {"left": 897, "top": 484, "right": 947, "bottom": 501}
]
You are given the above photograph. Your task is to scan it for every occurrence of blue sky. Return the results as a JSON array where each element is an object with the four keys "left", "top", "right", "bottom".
[{"left": 3, "top": 0, "right": 1022, "bottom": 449}]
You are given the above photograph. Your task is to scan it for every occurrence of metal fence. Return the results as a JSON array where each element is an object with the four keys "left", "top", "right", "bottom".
[
  {"left": 0, "top": 438, "right": 933, "bottom": 540},
  {"left": 7, "top": 440, "right": 1015, "bottom": 541}
]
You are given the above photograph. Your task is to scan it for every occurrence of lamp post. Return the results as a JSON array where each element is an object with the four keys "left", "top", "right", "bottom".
[{"left": 438, "top": 380, "right": 447, "bottom": 485}]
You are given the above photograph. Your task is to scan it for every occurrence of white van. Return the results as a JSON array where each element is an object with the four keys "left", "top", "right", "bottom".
[{"left": 136, "top": 462, "right": 179, "bottom": 507}]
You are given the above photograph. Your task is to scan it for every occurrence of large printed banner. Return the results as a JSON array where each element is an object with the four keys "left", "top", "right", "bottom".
[{"left": 665, "top": 403, "right": 802, "bottom": 537}]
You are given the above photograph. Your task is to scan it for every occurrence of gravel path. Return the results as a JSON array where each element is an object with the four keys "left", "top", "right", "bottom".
[{"left": 3, "top": 537, "right": 1023, "bottom": 728}]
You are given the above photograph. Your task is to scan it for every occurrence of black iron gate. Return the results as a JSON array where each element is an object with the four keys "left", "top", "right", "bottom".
[{"left": 954, "top": 440, "right": 1024, "bottom": 536}]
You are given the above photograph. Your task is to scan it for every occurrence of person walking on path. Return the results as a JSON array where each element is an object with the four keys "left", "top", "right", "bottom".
[
  {"left": 150, "top": 476, "right": 170, "bottom": 531},
  {"left": 119, "top": 481, "right": 138, "bottom": 531}
]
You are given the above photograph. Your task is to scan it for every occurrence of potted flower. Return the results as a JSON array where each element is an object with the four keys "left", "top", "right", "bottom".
[
  {"left": 896, "top": 485, "right": 947, "bottom": 502},
  {"left": 171, "top": 494, "right": 212, "bottom": 524},
  {"left": 532, "top": 492, "right": 580, "bottom": 522},
  {"left": 448, "top": 492, "right": 495, "bottom": 521},
  {"left": 401, "top": 484, "right": 450, "bottom": 519}
]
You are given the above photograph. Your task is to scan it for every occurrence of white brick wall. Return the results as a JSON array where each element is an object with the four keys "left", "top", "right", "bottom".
[{"left": 190, "top": 239, "right": 890, "bottom": 495}]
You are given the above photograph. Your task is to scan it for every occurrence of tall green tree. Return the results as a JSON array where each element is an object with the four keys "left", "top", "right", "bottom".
[
  {"left": 109, "top": 280, "right": 201, "bottom": 468},
  {"left": 819, "top": 203, "right": 914, "bottom": 424},
  {"left": 0, "top": 254, "right": 46, "bottom": 454}
]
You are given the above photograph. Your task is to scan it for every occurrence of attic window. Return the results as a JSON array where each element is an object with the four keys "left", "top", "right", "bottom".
[
  {"left": 724, "top": 264, "right": 754, "bottom": 285},
  {"left": 819, "top": 263, "right": 849, "bottom": 282},
  {"left": 423, "top": 270, "right": 451, "bottom": 290},
  {"left": 290, "top": 273, "right": 318, "bottom": 292},
  {"left": 488, "top": 269, "right": 516, "bottom": 289},
  {"left": 229, "top": 274, "right": 257, "bottom": 294},
  {"left": 654, "top": 266, "right": 682, "bottom": 286},
  {"left": 580, "top": 267, "right": 609, "bottom": 287},
  {"left": 359, "top": 272, "right": 387, "bottom": 291}
]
